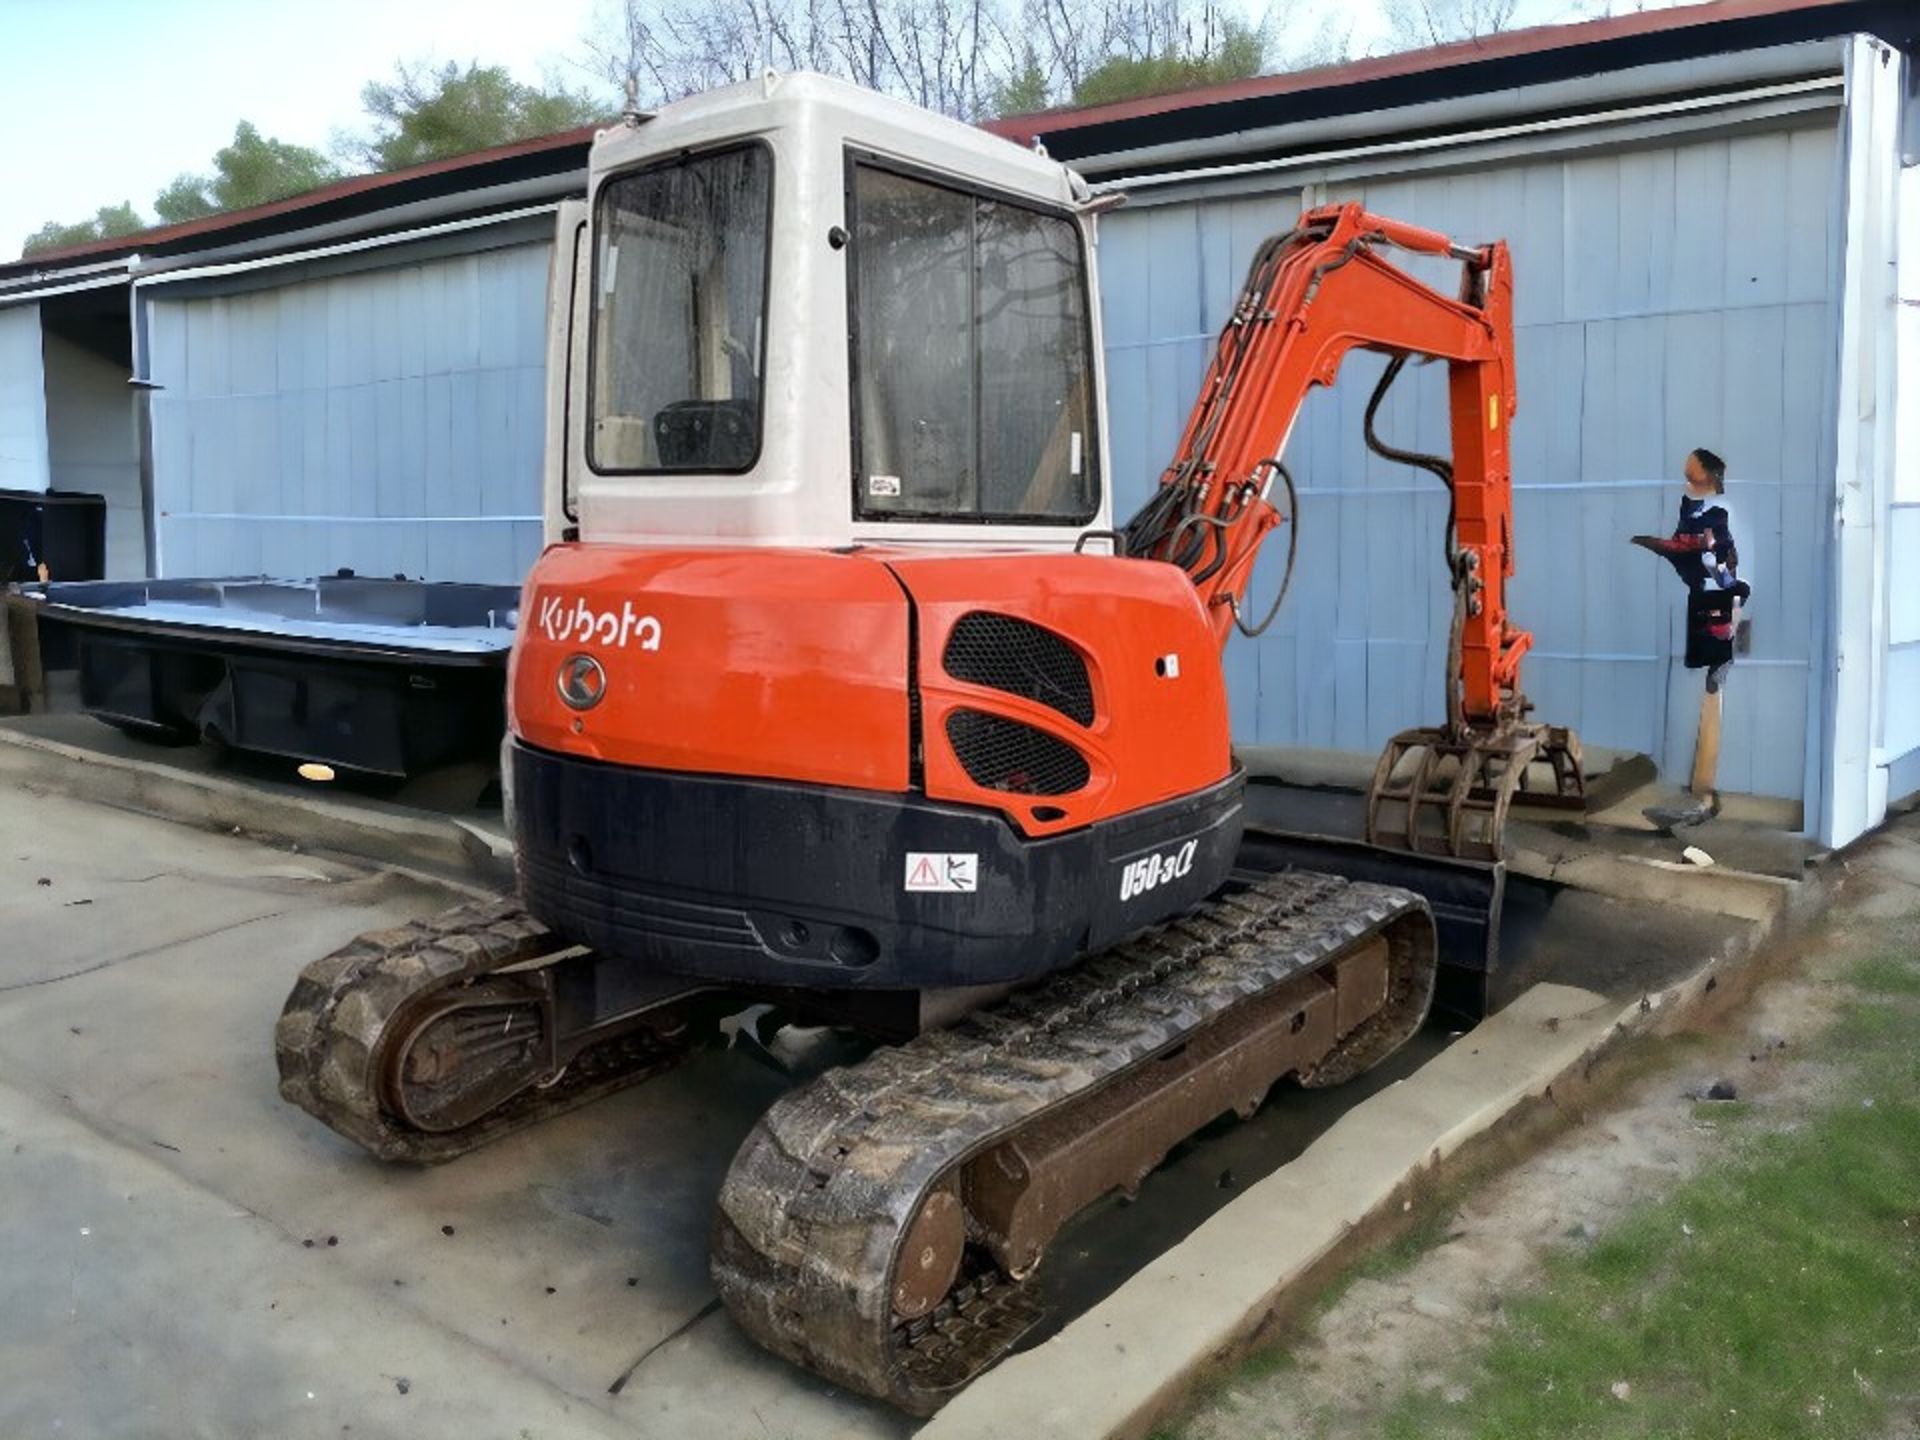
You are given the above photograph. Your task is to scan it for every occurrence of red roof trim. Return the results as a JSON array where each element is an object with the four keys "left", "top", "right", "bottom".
[
  {"left": 982, "top": 0, "right": 1853, "bottom": 145},
  {"left": 10, "top": 124, "right": 599, "bottom": 274}
]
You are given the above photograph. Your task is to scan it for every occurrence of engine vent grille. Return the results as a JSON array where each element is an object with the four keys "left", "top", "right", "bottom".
[
  {"left": 945, "top": 709, "right": 1090, "bottom": 796},
  {"left": 942, "top": 612, "right": 1094, "bottom": 726}
]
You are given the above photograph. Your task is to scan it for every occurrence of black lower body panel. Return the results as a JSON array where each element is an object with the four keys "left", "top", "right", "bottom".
[{"left": 509, "top": 740, "right": 1246, "bottom": 991}]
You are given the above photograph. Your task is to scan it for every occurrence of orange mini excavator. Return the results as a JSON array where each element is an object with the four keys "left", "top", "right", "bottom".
[{"left": 276, "top": 73, "right": 1582, "bottom": 1410}]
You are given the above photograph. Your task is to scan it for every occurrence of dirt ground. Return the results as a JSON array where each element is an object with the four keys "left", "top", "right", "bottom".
[{"left": 1175, "top": 818, "right": 1920, "bottom": 1440}]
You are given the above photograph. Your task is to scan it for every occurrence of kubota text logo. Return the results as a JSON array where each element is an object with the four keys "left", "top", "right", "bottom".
[
  {"left": 1119, "top": 838, "right": 1199, "bottom": 902},
  {"left": 537, "top": 594, "right": 662, "bottom": 650}
]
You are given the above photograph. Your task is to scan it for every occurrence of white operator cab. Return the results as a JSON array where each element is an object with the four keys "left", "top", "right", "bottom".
[{"left": 540, "top": 71, "right": 1117, "bottom": 556}]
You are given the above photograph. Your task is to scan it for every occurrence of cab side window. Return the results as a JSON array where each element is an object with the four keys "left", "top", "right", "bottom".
[{"left": 849, "top": 160, "right": 1097, "bottom": 523}]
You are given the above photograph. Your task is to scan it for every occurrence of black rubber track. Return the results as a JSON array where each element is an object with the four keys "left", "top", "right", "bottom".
[
  {"left": 711, "top": 870, "right": 1437, "bottom": 1412},
  {"left": 274, "top": 898, "right": 702, "bottom": 1163}
]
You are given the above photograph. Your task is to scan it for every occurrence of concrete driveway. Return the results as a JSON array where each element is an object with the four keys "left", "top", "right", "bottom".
[{"left": 0, "top": 784, "right": 907, "bottom": 1440}]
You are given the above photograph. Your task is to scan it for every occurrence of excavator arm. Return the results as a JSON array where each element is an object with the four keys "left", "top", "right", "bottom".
[
  {"left": 1124, "top": 201, "right": 1583, "bottom": 857},
  {"left": 1126, "top": 201, "right": 1525, "bottom": 723}
]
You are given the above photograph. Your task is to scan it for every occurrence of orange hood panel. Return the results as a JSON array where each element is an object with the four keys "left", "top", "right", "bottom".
[
  {"left": 885, "top": 551, "right": 1232, "bottom": 836},
  {"left": 513, "top": 543, "right": 1232, "bottom": 835},
  {"left": 512, "top": 545, "right": 911, "bottom": 791}
]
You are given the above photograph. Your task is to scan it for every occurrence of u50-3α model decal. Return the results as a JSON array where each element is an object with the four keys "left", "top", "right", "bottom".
[{"left": 1118, "top": 837, "right": 1199, "bottom": 902}]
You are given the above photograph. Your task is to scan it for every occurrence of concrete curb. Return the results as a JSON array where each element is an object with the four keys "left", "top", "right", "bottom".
[
  {"left": 1508, "top": 843, "right": 1795, "bottom": 924},
  {"left": 919, "top": 861, "right": 1832, "bottom": 1440},
  {"left": 0, "top": 723, "right": 508, "bottom": 888}
]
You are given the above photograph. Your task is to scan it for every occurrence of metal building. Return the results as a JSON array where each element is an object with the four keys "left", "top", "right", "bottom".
[
  {"left": 0, "top": 0, "right": 1913, "bottom": 848},
  {"left": 988, "top": 0, "right": 1918, "bottom": 847},
  {"left": 0, "top": 129, "right": 594, "bottom": 586}
]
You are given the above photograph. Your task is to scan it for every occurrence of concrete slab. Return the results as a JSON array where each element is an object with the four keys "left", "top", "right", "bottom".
[
  {"left": 1593, "top": 777, "right": 1806, "bottom": 838},
  {"left": 1506, "top": 843, "right": 1794, "bottom": 925},
  {"left": 1512, "top": 792, "right": 1819, "bottom": 888},
  {"left": 1243, "top": 771, "right": 1811, "bottom": 892},
  {"left": 12, "top": 710, "right": 1807, "bottom": 953},
  {"left": 0, "top": 783, "right": 906, "bottom": 1440},
  {"left": 1237, "top": 743, "right": 1654, "bottom": 811},
  {"left": 0, "top": 1085, "right": 639, "bottom": 1440}
]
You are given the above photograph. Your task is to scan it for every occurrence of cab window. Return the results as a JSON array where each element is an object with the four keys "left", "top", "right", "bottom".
[
  {"left": 589, "top": 144, "right": 772, "bottom": 474},
  {"left": 849, "top": 160, "right": 1098, "bottom": 523}
]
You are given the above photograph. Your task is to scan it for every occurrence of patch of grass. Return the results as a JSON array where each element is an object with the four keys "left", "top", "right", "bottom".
[
  {"left": 1825, "top": 948, "right": 1920, "bottom": 1062},
  {"left": 1357, "top": 1195, "right": 1465, "bottom": 1280},
  {"left": 1188, "top": 1030, "right": 1756, "bottom": 1427},
  {"left": 1231, "top": 1340, "right": 1300, "bottom": 1383},
  {"left": 1690, "top": 1099, "right": 1753, "bottom": 1125},
  {"left": 1373, "top": 948, "right": 1920, "bottom": 1440},
  {"left": 1172, "top": 933, "right": 1920, "bottom": 1440},
  {"left": 1846, "top": 948, "right": 1920, "bottom": 998}
]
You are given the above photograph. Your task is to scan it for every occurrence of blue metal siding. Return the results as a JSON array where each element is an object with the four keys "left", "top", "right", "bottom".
[
  {"left": 0, "top": 302, "right": 49, "bottom": 493},
  {"left": 1098, "top": 122, "right": 1839, "bottom": 801},
  {"left": 1887, "top": 504, "right": 1920, "bottom": 765},
  {"left": 145, "top": 242, "right": 549, "bottom": 585}
]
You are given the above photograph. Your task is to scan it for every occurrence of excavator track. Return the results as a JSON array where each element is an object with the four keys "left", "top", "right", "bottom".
[
  {"left": 712, "top": 870, "right": 1436, "bottom": 1413},
  {"left": 275, "top": 898, "right": 710, "bottom": 1163}
]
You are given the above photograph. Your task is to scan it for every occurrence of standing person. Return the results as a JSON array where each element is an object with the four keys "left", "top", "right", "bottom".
[{"left": 1631, "top": 448, "right": 1752, "bottom": 819}]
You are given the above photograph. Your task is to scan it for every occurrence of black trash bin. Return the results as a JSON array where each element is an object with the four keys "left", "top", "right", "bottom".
[{"left": 0, "top": 488, "right": 107, "bottom": 584}]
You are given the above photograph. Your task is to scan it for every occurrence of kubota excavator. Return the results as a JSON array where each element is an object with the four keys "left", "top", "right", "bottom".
[{"left": 275, "top": 72, "right": 1584, "bottom": 1411}]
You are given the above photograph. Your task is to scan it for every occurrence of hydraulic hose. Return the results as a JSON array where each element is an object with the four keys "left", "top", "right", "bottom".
[
  {"left": 1362, "top": 353, "right": 1460, "bottom": 584},
  {"left": 1232, "top": 460, "right": 1299, "bottom": 639}
]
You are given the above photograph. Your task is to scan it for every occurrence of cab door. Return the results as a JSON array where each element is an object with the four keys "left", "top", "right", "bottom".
[{"left": 541, "top": 198, "right": 591, "bottom": 546}]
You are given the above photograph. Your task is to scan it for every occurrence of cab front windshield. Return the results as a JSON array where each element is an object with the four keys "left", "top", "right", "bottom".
[{"left": 589, "top": 144, "right": 772, "bottom": 474}]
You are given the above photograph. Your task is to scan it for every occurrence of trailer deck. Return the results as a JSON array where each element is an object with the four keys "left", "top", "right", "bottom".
[{"left": 19, "top": 576, "right": 518, "bottom": 777}]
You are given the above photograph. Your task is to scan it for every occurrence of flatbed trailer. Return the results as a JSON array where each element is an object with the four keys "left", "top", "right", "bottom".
[{"left": 17, "top": 575, "right": 519, "bottom": 777}]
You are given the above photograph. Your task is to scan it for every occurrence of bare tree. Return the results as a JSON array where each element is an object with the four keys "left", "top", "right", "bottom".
[
  {"left": 846, "top": 0, "right": 1021, "bottom": 117},
  {"left": 1294, "top": 9, "right": 1356, "bottom": 68},
  {"left": 1383, "top": 0, "right": 1520, "bottom": 48},
  {"left": 584, "top": 0, "right": 844, "bottom": 103},
  {"left": 584, "top": 0, "right": 1028, "bottom": 119},
  {"left": 582, "top": 0, "right": 673, "bottom": 105},
  {"left": 581, "top": 0, "right": 1308, "bottom": 120},
  {"left": 1015, "top": 0, "right": 1264, "bottom": 108}
]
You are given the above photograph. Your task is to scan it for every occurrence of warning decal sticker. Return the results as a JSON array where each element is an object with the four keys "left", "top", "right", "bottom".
[{"left": 904, "top": 852, "right": 979, "bottom": 894}]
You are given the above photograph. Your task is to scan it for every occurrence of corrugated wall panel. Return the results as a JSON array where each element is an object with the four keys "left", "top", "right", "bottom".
[
  {"left": 1098, "top": 122, "right": 1838, "bottom": 801},
  {"left": 146, "top": 242, "right": 549, "bottom": 584},
  {"left": 0, "top": 302, "right": 49, "bottom": 494},
  {"left": 43, "top": 333, "right": 143, "bottom": 578},
  {"left": 1883, "top": 164, "right": 1920, "bottom": 800}
]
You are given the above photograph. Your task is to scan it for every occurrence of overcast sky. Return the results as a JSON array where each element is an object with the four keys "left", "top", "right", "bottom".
[{"left": 0, "top": 0, "right": 1630, "bottom": 260}]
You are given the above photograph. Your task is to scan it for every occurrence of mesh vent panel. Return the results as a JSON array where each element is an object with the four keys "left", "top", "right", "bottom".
[
  {"left": 945, "top": 709, "right": 1090, "bottom": 796},
  {"left": 942, "top": 612, "right": 1094, "bottom": 727}
]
